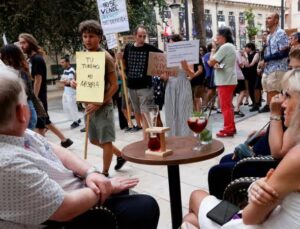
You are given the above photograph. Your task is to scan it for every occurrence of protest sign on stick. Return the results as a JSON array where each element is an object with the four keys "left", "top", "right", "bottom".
[
  {"left": 76, "top": 51, "right": 105, "bottom": 159},
  {"left": 147, "top": 52, "right": 179, "bottom": 77},
  {"left": 97, "top": 0, "right": 129, "bottom": 34},
  {"left": 106, "top": 33, "right": 118, "bottom": 49}
]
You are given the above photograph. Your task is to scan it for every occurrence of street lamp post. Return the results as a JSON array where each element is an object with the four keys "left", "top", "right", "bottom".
[
  {"left": 184, "top": 0, "right": 189, "bottom": 40},
  {"left": 281, "top": 0, "right": 284, "bottom": 29}
]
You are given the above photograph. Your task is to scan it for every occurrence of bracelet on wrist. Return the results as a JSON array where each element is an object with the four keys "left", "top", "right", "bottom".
[{"left": 270, "top": 115, "right": 281, "bottom": 121}]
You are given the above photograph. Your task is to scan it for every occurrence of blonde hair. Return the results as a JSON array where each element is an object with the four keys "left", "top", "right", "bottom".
[{"left": 281, "top": 69, "right": 300, "bottom": 92}]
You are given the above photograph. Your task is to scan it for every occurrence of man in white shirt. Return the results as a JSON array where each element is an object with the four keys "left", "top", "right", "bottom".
[{"left": 0, "top": 68, "right": 159, "bottom": 228}]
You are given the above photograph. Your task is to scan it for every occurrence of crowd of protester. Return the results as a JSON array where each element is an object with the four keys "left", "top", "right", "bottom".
[{"left": 1, "top": 10, "right": 300, "bottom": 228}]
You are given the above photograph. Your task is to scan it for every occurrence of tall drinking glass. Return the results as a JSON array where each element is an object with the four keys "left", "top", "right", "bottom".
[{"left": 142, "top": 105, "right": 161, "bottom": 151}]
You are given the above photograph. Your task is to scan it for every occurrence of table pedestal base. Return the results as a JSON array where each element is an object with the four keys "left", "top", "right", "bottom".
[{"left": 168, "top": 165, "right": 182, "bottom": 229}]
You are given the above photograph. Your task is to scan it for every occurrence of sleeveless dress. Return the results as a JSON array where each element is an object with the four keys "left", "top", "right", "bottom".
[
  {"left": 164, "top": 69, "right": 193, "bottom": 137},
  {"left": 199, "top": 192, "right": 300, "bottom": 229}
]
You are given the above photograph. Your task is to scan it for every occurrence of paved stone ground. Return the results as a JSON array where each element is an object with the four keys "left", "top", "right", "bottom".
[{"left": 45, "top": 85, "right": 269, "bottom": 228}]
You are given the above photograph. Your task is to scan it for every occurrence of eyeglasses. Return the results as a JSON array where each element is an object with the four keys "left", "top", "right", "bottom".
[{"left": 138, "top": 35, "right": 146, "bottom": 39}]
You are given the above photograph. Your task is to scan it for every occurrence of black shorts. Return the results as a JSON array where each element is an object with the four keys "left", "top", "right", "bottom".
[
  {"left": 36, "top": 115, "right": 51, "bottom": 129},
  {"left": 206, "top": 75, "right": 216, "bottom": 89},
  {"left": 234, "top": 80, "right": 246, "bottom": 94}
]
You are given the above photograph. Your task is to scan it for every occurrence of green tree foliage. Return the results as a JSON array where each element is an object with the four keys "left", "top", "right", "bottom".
[
  {"left": 126, "top": 0, "right": 166, "bottom": 36},
  {"left": 0, "top": 0, "right": 98, "bottom": 55},
  {"left": 0, "top": 0, "right": 165, "bottom": 55},
  {"left": 244, "top": 8, "right": 259, "bottom": 41}
]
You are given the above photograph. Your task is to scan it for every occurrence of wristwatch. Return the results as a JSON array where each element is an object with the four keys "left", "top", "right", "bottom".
[
  {"left": 270, "top": 115, "right": 281, "bottom": 121},
  {"left": 84, "top": 166, "right": 102, "bottom": 179}
]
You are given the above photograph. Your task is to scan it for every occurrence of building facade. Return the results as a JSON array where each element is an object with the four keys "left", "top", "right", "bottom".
[
  {"left": 156, "top": 0, "right": 281, "bottom": 50},
  {"left": 285, "top": 0, "right": 300, "bottom": 29}
]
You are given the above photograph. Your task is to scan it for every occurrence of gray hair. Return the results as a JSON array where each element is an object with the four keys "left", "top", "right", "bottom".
[{"left": 0, "top": 67, "right": 26, "bottom": 131}]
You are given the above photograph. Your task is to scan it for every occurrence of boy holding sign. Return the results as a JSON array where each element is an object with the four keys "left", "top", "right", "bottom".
[{"left": 74, "top": 20, "right": 126, "bottom": 176}]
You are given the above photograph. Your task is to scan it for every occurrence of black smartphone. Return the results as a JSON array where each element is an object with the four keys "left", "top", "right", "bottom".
[{"left": 206, "top": 200, "right": 240, "bottom": 226}]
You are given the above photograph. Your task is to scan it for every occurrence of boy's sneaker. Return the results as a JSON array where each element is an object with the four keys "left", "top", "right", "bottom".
[
  {"left": 70, "top": 121, "right": 80, "bottom": 129},
  {"left": 77, "top": 119, "right": 81, "bottom": 124},
  {"left": 114, "top": 157, "right": 126, "bottom": 170},
  {"left": 80, "top": 127, "right": 86, "bottom": 132},
  {"left": 61, "top": 138, "right": 73, "bottom": 148}
]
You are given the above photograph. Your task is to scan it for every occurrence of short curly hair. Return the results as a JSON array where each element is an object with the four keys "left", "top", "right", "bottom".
[{"left": 78, "top": 20, "right": 103, "bottom": 37}]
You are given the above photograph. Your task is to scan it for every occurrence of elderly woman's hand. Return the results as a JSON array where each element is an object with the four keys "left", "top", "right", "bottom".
[
  {"left": 248, "top": 170, "right": 279, "bottom": 206},
  {"left": 270, "top": 94, "right": 284, "bottom": 116}
]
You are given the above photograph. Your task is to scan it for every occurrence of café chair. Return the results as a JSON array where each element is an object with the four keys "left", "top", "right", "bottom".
[
  {"left": 231, "top": 156, "right": 280, "bottom": 180},
  {"left": 42, "top": 206, "right": 118, "bottom": 229}
]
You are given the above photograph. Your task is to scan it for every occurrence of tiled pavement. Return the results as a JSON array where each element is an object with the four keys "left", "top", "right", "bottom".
[{"left": 46, "top": 85, "right": 269, "bottom": 229}]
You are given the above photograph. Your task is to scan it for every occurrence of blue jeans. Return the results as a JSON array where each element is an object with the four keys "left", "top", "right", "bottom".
[{"left": 27, "top": 100, "right": 37, "bottom": 130}]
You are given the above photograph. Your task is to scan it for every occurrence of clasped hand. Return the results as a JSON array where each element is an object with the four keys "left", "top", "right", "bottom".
[
  {"left": 248, "top": 169, "right": 279, "bottom": 206},
  {"left": 86, "top": 173, "right": 139, "bottom": 204}
]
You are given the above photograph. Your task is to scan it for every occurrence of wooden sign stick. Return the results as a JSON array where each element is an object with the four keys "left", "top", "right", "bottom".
[
  {"left": 84, "top": 114, "right": 90, "bottom": 159},
  {"left": 117, "top": 34, "right": 133, "bottom": 128}
]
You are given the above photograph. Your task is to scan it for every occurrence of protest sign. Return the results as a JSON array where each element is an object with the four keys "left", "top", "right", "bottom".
[
  {"left": 166, "top": 40, "right": 199, "bottom": 67},
  {"left": 147, "top": 52, "right": 178, "bottom": 77},
  {"left": 106, "top": 33, "right": 118, "bottom": 49},
  {"left": 97, "top": 0, "right": 129, "bottom": 34},
  {"left": 76, "top": 52, "right": 105, "bottom": 104}
]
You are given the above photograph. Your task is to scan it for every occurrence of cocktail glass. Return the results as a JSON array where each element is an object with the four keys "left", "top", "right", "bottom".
[{"left": 187, "top": 112, "right": 208, "bottom": 151}]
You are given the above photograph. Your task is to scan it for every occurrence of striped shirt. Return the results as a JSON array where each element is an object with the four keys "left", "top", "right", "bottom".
[{"left": 61, "top": 67, "right": 76, "bottom": 95}]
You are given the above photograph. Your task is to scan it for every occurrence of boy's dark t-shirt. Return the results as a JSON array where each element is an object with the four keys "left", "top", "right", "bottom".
[
  {"left": 30, "top": 54, "right": 47, "bottom": 110},
  {"left": 123, "top": 43, "right": 162, "bottom": 89}
]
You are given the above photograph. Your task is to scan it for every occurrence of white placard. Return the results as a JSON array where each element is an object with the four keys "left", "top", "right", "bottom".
[
  {"left": 166, "top": 40, "right": 199, "bottom": 67},
  {"left": 97, "top": 0, "right": 129, "bottom": 35},
  {"left": 106, "top": 33, "right": 118, "bottom": 49}
]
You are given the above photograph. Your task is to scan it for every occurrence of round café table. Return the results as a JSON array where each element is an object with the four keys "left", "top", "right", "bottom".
[{"left": 122, "top": 136, "right": 224, "bottom": 229}]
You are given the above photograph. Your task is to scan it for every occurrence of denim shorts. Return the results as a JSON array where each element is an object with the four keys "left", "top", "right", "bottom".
[{"left": 27, "top": 100, "right": 37, "bottom": 130}]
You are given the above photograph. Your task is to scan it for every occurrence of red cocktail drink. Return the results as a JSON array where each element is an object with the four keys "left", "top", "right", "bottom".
[
  {"left": 187, "top": 115, "right": 208, "bottom": 151},
  {"left": 148, "top": 135, "right": 161, "bottom": 151},
  {"left": 187, "top": 117, "right": 208, "bottom": 133}
]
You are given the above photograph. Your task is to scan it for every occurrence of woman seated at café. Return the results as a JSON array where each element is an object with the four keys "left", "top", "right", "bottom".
[
  {"left": 183, "top": 69, "right": 300, "bottom": 228},
  {"left": 207, "top": 50, "right": 300, "bottom": 198}
]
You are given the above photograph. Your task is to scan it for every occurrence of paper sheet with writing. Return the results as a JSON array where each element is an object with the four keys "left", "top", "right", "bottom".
[
  {"left": 76, "top": 52, "right": 105, "bottom": 104},
  {"left": 166, "top": 40, "right": 199, "bottom": 67},
  {"left": 106, "top": 33, "right": 118, "bottom": 49},
  {"left": 147, "top": 52, "right": 179, "bottom": 77}
]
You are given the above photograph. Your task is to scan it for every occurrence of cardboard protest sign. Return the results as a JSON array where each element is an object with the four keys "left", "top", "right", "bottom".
[
  {"left": 97, "top": 0, "right": 129, "bottom": 34},
  {"left": 167, "top": 40, "right": 199, "bottom": 67},
  {"left": 76, "top": 52, "right": 105, "bottom": 104},
  {"left": 147, "top": 52, "right": 178, "bottom": 77}
]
